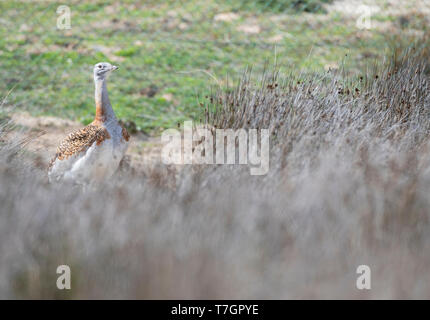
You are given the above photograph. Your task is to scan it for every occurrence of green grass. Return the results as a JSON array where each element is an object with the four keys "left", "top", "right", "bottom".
[
  {"left": 0, "top": 0, "right": 422, "bottom": 133},
  {"left": 239, "top": 0, "right": 333, "bottom": 13}
]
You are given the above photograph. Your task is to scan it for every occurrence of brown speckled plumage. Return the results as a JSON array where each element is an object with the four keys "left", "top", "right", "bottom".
[
  {"left": 49, "top": 123, "right": 110, "bottom": 169},
  {"left": 121, "top": 126, "right": 130, "bottom": 142}
]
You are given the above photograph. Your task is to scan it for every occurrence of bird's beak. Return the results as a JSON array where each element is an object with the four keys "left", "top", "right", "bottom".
[{"left": 112, "top": 65, "right": 119, "bottom": 71}]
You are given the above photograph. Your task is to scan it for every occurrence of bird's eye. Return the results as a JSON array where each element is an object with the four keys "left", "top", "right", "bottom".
[{"left": 98, "top": 65, "right": 102, "bottom": 69}]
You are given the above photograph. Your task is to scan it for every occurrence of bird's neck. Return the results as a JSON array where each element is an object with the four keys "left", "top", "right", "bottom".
[{"left": 94, "top": 79, "right": 116, "bottom": 123}]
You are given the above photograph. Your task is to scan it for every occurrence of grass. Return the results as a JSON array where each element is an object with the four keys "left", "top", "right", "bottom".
[
  {"left": 0, "top": 0, "right": 421, "bottom": 133},
  {"left": 1, "top": 0, "right": 430, "bottom": 300},
  {"left": 239, "top": 0, "right": 333, "bottom": 13},
  {"left": 1, "top": 44, "right": 430, "bottom": 298}
]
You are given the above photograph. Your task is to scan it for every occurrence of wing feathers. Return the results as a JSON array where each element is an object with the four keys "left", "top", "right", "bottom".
[
  {"left": 121, "top": 125, "right": 130, "bottom": 142},
  {"left": 49, "top": 124, "right": 110, "bottom": 169}
]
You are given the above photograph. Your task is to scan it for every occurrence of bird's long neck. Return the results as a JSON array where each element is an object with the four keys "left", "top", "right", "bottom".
[{"left": 95, "top": 79, "right": 116, "bottom": 123}]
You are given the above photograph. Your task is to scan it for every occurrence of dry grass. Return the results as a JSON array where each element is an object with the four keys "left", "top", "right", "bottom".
[{"left": 1, "top": 43, "right": 430, "bottom": 299}]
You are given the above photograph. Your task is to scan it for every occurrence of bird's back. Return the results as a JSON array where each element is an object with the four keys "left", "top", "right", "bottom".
[{"left": 48, "top": 120, "right": 129, "bottom": 183}]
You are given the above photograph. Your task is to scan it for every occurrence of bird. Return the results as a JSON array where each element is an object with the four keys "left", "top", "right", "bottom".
[{"left": 48, "top": 62, "right": 130, "bottom": 183}]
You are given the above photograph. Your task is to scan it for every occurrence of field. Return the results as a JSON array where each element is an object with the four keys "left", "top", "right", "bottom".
[
  {"left": 1, "top": 0, "right": 427, "bottom": 133},
  {"left": 1, "top": 0, "right": 430, "bottom": 299}
]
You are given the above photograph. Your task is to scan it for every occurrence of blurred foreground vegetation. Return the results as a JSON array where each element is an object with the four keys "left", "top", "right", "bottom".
[{"left": 1, "top": 42, "right": 430, "bottom": 298}]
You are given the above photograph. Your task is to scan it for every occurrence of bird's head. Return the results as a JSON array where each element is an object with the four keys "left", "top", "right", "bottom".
[{"left": 93, "top": 62, "right": 118, "bottom": 81}]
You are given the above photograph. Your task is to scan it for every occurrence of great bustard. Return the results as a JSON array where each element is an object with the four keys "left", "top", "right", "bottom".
[{"left": 48, "top": 62, "right": 130, "bottom": 183}]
